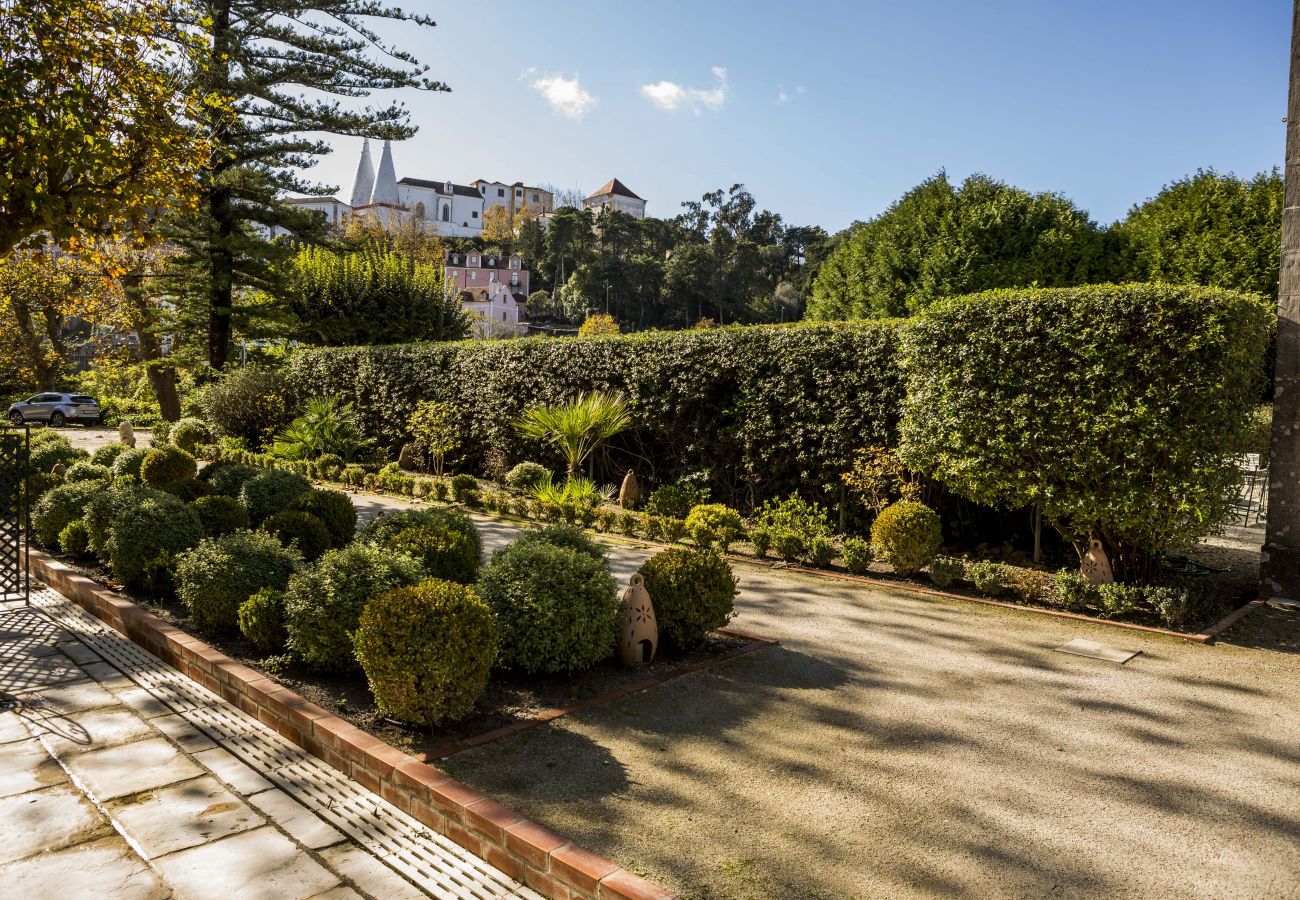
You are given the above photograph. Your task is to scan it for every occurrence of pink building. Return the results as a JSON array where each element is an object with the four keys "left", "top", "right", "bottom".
[{"left": 443, "top": 250, "right": 530, "bottom": 299}]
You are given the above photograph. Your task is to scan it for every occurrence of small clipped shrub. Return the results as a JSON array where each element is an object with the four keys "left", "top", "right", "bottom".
[
  {"left": 505, "top": 462, "right": 549, "bottom": 492},
  {"left": 928, "top": 556, "right": 965, "bottom": 589},
  {"left": 58, "top": 520, "right": 90, "bottom": 556},
  {"left": 642, "top": 515, "right": 663, "bottom": 541},
  {"left": 685, "top": 504, "right": 744, "bottom": 551},
  {"left": 841, "top": 536, "right": 874, "bottom": 575},
  {"left": 284, "top": 543, "right": 424, "bottom": 671},
  {"left": 290, "top": 489, "right": 357, "bottom": 547},
  {"left": 240, "top": 469, "right": 311, "bottom": 524},
  {"left": 870, "top": 500, "right": 942, "bottom": 576},
  {"left": 354, "top": 580, "right": 499, "bottom": 727},
  {"left": 91, "top": 442, "right": 128, "bottom": 467},
  {"left": 1053, "top": 570, "right": 1097, "bottom": 612},
  {"left": 644, "top": 482, "right": 707, "bottom": 520},
  {"left": 239, "top": 588, "right": 288, "bottom": 654},
  {"left": 33, "top": 480, "right": 106, "bottom": 548},
  {"left": 96, "top": 488, "right": 205, "bottom": 589},
  {"left": 342, "top": 464, "right": 366, "bottom": 487},
  {"left": 171, "top": 418, "right": 210, "bottom": 455},
  {"left": 659, "top": 517, "right": 687, "bottom": 543},
  {"left": 261, "top": 510, "right": 332, "bottom": 561},
  {"left": 190, "top": 495, "right": 250, "bottom": 537},
  {"left": 150, "top": 420, "right": 172, "bottom": 447},
  {"left": 314, "top": 452, "right": 345, "bottom": 480},
  {"left": 618, "top": 511, "right": 639, "bottom": 536},
  {"left": 199, "top": 462, "right": 260, "bottom": 498},
  {"left": 512, "top": 524, "right": 605, "bottom": 562},
  {"left": 140, "top": 446, "right": 198, "bottom": 487},
  {"left": 749, "top": 527, "right": 772, "bottom": 558},
  {"left": 594, "top": 508, "right": 618, "bottom": 532},
  {"left": 450, "top": 473, "right": 478, "bottom": 502},
  {"left": 773, "top": 530, "right": 804, "bottom": 562},
  {"left": 1004, "top": 567, "right": 1055, "bottom": 604},
  {"left": 1097, "top": 582, "right": 1144, "bottom": 619},
  {"left": 64, "top": 461, "right": 111, "bottom": 483},
  {"left": 754, "top": 494, "right": 833, "bottom": 543},
  {"left": 966, "top": 560, "right": 1008, "bottom": 597},
  {"left": 1148, "top": 584, "right": 1219, "bottom": 631},
  {"left": 806, "top": 535, "right": 836, "bottom": 567},
  {"left": 639, "top": 548, "right": 738, "bottom": 650},
  {"left": 176, "top": 530, "right": 302, "bottom": 634},
  {"left": 111, "top": 447, "right": 149, "bottom": 479},
  {"left": 477, "top": 540, "right": 619, "bottom": 675}
]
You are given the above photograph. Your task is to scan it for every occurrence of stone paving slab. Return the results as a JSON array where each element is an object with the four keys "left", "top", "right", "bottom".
[{"left": 0, "top": 586, "right": 535, "bottom": 899}]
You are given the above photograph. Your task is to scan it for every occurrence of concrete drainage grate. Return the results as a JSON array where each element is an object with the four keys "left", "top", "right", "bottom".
[{"left": 1053, "top": 637, "right": 1140, "bottom": 664}]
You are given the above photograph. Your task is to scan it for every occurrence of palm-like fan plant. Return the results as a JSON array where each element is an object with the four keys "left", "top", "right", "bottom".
[
  {"left": 271, "top": 396, "right": 372, "bottom": 461},
  {"left": 513, "top": 391, "right": 632, "bottom": 476}
]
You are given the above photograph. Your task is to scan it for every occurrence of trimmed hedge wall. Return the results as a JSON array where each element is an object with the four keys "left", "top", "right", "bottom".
[{"left": 283, "top": 322, "right": 904, "bottom": 508}]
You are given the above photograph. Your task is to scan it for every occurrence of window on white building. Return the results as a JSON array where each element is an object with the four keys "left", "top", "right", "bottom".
[
  {"left": 472, "top": 211, "right": 478, "bottom": 218},
  {"left": 497, "top": 188, "right": 505, "bottom": 197},
  {"left": 515, "top": 189, "right": 522, "bottom": 197}
]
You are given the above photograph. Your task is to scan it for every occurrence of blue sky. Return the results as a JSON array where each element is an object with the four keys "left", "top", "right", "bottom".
[{"left": 303, "top": 0, "right": 1288, "bottom": 233}]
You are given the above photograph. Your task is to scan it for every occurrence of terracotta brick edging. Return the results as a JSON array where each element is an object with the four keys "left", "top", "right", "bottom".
[{"left": 26, "top": 548, "right": 676, "bottom": 900}]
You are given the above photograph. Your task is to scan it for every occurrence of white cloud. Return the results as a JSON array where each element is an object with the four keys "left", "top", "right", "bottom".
[
  {"left": 640, "top": 66, "right": 728, "bottom": 113},
  {"left": 525, "top": 70, "right": 597, "bottom": 120},
  {"left": 776, "top": 84, "right": 806, "bottom": 105}
]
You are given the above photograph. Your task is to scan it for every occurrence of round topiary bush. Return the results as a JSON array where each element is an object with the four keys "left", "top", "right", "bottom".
[
  {"left": 685, "top": 504, "right": 745, "bottom": 551},
  {"left": 505, "top": 462, "right": 549, "bottom": 492},
  {"left": 159, "top": 479, "right": 211, "bottom": 503},
  {"left": 283, "top": 543, "right": 424, "bottom": 671},
  {"left": 238, "top": 588, "right": 288, "bottom": 654},
  {"left": 638, "top": 548, "right": 738, "bottom": 650},
  {"left": 511, "top": 524, "right": 605, "bottom": 562},
  {"left": 64, "top": 461, "right": 112, "bottom": 483},
  {"left": 239, "top": 469, "right": 311, "bottom": 524},
  {"left": 381, "top": 525, "right": 481, "bottom": 585},
  {"left": 840, "top": 536, "right": 874, "bottom": 575},
  {"left": 176, "top": 530, "right": 303, "bottom": 635},
  {"left": 449, "top": 473, "right": 478, "bottom": 502},
  {"left": 928, "top": 555, "right": 965, "bottom": 589},
  {"left": 171, "top": 418, "right": 210, "bottom": 455},
  {"left": 261, "top": 510, "right": 331, "bottom": 561},
  {"left": 94, "top": 487, "right": 206, "bottom": 589},
  {"left": 111, "top": 447, "right": 149, "bottom": 479},
  {"left": 476, "top": 539, "right": 618, "bottom": 675},
  {"left": 30, "top": 430, "right": 82, "bottom": 474},
  {"left": 33, "top": 480, "right": 108, "bottom": 548},
  {"left": 354, "top": 580, "right": 499, "bottom": 727},
  {"left": 189, "top": 495, "right": 249, "bottom": 537},
  {"left": 870, "top": 500, "right": 942, "bottom": 577},
  {"left": 199, "top": 462, "right": 260, "bottom": 498},
  {"left": 140, "top": 446, "right": 197, "bottom": 487},
  {"left": 644, "top": 483, "right": 707, "bottom": 520},
  {"left": 91, "top": 442, "right": 129, "bottom": 468},
  {"left": 58, "top": 519, "right": 90, "bottom": 556},
  {"left": 290, "top": 489, "right": 357, "bottom": 548}
]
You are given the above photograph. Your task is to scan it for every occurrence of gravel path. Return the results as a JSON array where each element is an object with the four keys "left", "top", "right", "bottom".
[{"left": 350, "top": 488, "right": 1300, "bottom": 899}]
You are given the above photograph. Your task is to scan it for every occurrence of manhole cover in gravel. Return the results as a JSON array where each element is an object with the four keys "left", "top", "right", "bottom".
[{"left": 1053, "top": 638, "right": 1139, "bottom": 664}]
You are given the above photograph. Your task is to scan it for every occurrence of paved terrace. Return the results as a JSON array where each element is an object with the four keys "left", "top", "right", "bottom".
[{"left": 0, "top": 586, "right": 537, "bottom": 900}]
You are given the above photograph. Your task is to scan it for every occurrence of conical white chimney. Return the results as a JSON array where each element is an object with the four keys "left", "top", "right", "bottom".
[
  {"left": 371, "top": 140, "right": 400, "bottom": 206},
  {"left": 349, "top": 139, "right": 375, "bottom": 208}
]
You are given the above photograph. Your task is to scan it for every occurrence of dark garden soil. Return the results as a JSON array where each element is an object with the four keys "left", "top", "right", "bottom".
[{"left": 53, "top": 554, "right": 757, "bottom": 759}]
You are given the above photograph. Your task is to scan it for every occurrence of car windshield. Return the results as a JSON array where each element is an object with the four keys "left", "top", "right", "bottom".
[{"left": 69, "top": 395, "right": 97, "bottom": 404}]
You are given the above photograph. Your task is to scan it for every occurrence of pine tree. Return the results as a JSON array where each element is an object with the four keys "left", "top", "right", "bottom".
[{"left": 167, "top": 1, "right": 448, "bottom": 369}]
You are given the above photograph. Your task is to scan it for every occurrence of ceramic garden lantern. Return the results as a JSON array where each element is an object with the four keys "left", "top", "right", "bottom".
[
  {"left": 619, "top": 469, "right": 641, "bottom": 510},
  {"left": 1081, "top": 538, "right": 1114, "bottom": 585},
  {"left": 617, "top": 573, "right": 657, "bottom": 667}
]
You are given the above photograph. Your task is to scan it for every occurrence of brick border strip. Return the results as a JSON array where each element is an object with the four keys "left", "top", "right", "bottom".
[
  {"left": 423, "top": 628, "right": 777, "bottom": 760},
  {"left": 27, "top": 548, "right": 676, "bottom": 900}
]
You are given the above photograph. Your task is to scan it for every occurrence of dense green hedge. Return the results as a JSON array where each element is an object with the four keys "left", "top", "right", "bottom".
[
  {"left": 899, "top": 284, "right": 1273, "bottom": 578},
  {"left": 283, "top": 322, "right": 904, "bottom": 509}
]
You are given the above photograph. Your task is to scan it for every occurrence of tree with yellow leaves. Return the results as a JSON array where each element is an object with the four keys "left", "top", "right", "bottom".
[{"left": 0, "top": 0, "right": 209, "bottom": 254}]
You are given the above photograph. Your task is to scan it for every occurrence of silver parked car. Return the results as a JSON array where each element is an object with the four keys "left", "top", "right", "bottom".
[{"left": 8, "top": 392, "right": 100, "bottom": 427}]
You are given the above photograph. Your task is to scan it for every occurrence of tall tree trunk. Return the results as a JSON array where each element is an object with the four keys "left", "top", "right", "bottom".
[
  {"left": 1263, "top": 0, "right": 1300, "bottom": 606},
  {"left": 120, "top": 272, "right": 181, "bottom": 422},
  {"left": 206, "top": 0, "right": 235, "bottom": 372},
  {"left": 10, "top": 293, "right": 57, "bottom": 389}
]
